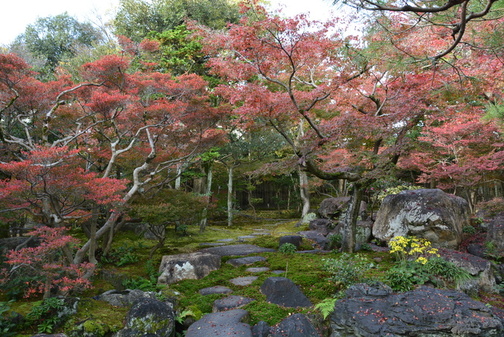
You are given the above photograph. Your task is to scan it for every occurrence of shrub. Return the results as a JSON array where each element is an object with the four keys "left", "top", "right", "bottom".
[
  {"left": 323, "top": 253, "right": 374, "bottom": 288},
  {"left": 101, "top": 245, "right": 139, "bottom": 267},
  {"left": 327, "top": 233, "right": 342, "bottom": 250},
  {"left": 26, "top": 297, "right": 67, "bottom": 334},
  {"left": 423, "top": 257, "right": 471, "bottom": 286},
  {"left": 0, "top": 301, "right": 16, "bottom": 337},
  {"left": 278, "top": 243, "right": 297, "bottom": 254},
  {"left": 385, "top": 262, "right": 430, "bottom": 292}
]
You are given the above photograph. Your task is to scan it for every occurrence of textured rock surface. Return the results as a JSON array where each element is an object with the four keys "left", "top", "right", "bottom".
[
  {"left": 200, "top": 244, "right": 275, "bottom": 256},
  {"left": 260, "top": 277, "right": 312, "bottom": 308},
  {"left": 269, "top": 314, "right": 322, "bottom": 337},
  {"left": 185, "top": 309, "right": 252, "bottom": 337},
  {"left": 373, "top": 189, "right": 469, "bottom": 248},
  {"left": 212, "top": 295, "right": 254, "bottom": 312},
  {"left": 331, "top": 283, "right": 504, "bottom": 337},
  {"left": 94, "top": 289, "right": 158, "bottom": 307},
  {"left": 115, "top": 298, "right": 175, "bottom": 337},
  {"left": 158, "top": 252, "right": 221, "bottom": 285}
]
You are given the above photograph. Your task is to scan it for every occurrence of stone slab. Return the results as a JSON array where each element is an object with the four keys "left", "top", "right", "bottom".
[
  {"left": 199, "top": 286, "right": 233, "bottom": 296},
  {"left": 186, "top": 309, "right": 252, "bottom": 337},
  {"left": 229, "top": 276, "right": 258, "bottom": 286},
  {"left": 213, "top": 295, "right": 254, "bottom": 312},
  {"left": 226, "top": 256, "right": 266, "bottom": 267},
  {"left": 200, "top": 244, "right": 275, "bottom": 257},
  {"left": 246, "top": 267, "right": 270, "bottom": 273}
]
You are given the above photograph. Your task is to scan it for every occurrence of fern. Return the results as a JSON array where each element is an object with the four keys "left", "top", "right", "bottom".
[{"left": 314, "top": 298, "right": 337, "bottom": 319}]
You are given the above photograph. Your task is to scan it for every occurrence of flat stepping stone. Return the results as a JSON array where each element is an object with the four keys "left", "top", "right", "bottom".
[
  {"left": 217, "top": 238, "right": 234, "bottom": 242},
  {"left": 251, "top": 232, "right": 271, "bottom": 236},
  {"left": 237, "top": 235, "right": 255, "bottom": 241},
  {"left": 227, "top": 256, "right": 266, "bottom": 266},
  {"left": 261, "top": 277, "right": 312, "bottom": 308},
  {"left": 272, "top": 270, "right": 285, "bottom": 274},
  {"left": 200, "top": 244, "right": 275, "bottom": 257},
  {"left": 229, "top": 276, "right": 258, "bottom": 286},
  {"left": 246, "top": 267, "right": 270, "bottom": 273},
  {"left": 213, "top": 295, "right": 254, "bottom": 312},
  {"left": 186, "top": 309, "right": 252, "bottom": 337},
  {"left": 199, "top": 286, "right": 233, "bottom": 296},
  {"left": 199, "top": 242, "right": 226, "bottom": 246}
]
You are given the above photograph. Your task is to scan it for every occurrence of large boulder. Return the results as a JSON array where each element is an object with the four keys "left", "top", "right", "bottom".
[
  {"left": 486, "top": 213, "right": 504, "bottom": 258},
  {"left": 438, "top": 248, "right": 497, "bottom": 295},
  {"left": 373, "top": 189, "right": 469, "bottom": 249},
  {"left": 115, "top": 298, "right": 175, "bottom": 337},
  {"left": 94, "top": 289, "right": 158, "bottom": 307},
  {"left": 269, "top": 314, "right": 322, "bottom": 337},
  {"left": 158, "top": 252, "right": 221, "bottom": 285},
  {"left": 330, "top": 283, "right": 504, "bottom": 337},
  {"left": 260, "top": 277, "right": 312, "bottom": 308}
]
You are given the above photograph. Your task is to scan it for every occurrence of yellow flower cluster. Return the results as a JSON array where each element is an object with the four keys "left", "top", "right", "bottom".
[{"left": 388, "top": 236, "right": 440, "bottom": 264}]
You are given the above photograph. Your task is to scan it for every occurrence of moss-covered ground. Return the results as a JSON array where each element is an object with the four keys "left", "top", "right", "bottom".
[{"left": 4, "top": 210, "right": 504, "bottom": 336}]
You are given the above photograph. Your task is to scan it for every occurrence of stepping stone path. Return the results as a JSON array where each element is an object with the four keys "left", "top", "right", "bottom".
[
  {"left": 199, "top": 286, "right": 233, "bottom": 295},
  {"left": 246, "top": 267, "right": 270, "bottom": 273},
  {"left": 200, "top": 244, "right": 275, "bottom": 256},
  {"left": 186, "top": 309, "right": 252, "bottom": 337},
  {"left": 213, "top": 295, "right": 254, "bottom": 312},
  {"left": 226, "top": 256, "right": 267, "bottom": 266},
  {"left": 229, "top": 276, "right": 258, "bottom": 286}
]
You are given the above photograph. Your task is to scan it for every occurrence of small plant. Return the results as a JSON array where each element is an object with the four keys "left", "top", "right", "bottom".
[
  {"left": 323, "top": 253, "right": 374, "bottom": 288},
  {"left": 314, "top": 297, "right": 338, "bottom": 319},
  {"left": 102, "top": 245, "right": 139, "bottom": 267},
  {"left": 388, "top": 236, "right": 440, "bottom": 264},
  {"left": 462, "top": 225, "right": 477, "bottom": 234},
  {"left": 278, "top": 243, "right": 297, "bottom": 254},
  {"left": 26, "top": 297, "right": 67, "bottom": 334},
  {"left": 423, "top": 257, "right": 471, "bottom": 286},
  {"left": 327, "top": 233, "right": 342, "bottom": 250},
  {"left": 0, "top": 301, "right": 16, "bottom": 337},
  {"left": 385, "top": 262, "right": 429, "bottom": 292}
]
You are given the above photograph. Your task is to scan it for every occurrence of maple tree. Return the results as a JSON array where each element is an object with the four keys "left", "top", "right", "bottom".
[
  {"left": 1, "top": 226, "right": 93, "bottom": 299},
  {"left": 0, "top": 49, "right": 224, "bottom": 271},
  {"left": 335, "top": 0, "right": 504, "bottom": 60},
  {"left": 196, "top": 1, "right": 504, "bottom": 251}
]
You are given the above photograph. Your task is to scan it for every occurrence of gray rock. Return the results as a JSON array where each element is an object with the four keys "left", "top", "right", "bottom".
[
  {"left": 486, "top": 213, "right": 504, "bottom": 257},
  {"left": 373, "top": 189, "right": 469, "bottom": 249},
  {"left": 246, "top": 267, "right": 270, "bottom": 273},
  {"left": 439, "top": 248, "right": 497, "bottom": 295},
  {"left": 331, "top": 283, "right": 504, "bottom": 337},
  {"left": 279, "top": 235, "right": 303, "bottom": 248},
  {"left": 260, "top": 277, "right": 312, "bottom": 308},
  {"left": 157, "top": 252, "right": 221, "bottom": 285},
  {"left": 270, "top": 314, "right": 322, "bottom": 337},
  {"left": 199, "top": 286, "right": 233, "bottom": 296},
  {"left": 212, "top": 295, "right": 254, "bottom": 312},
  {"left": 251, "top": 321, "right": 270, "bottom": 337},
  {"left": 227, "top": 256, "right": 267, "bottom": 266},
  {"left": 186, "top": 309, "right": 252, "bottom": 337},
  {"left": 94, "top": 289, "right": 158, "bottom": 307},
  {"left": 230, "top": 276, "right": 258, "bottom": 286},
  {"left": 200, "top": 244, "right": 275, "bottom": 257},
  {"left": 115, "top": 298, "right": 175, "bottom": 337}
]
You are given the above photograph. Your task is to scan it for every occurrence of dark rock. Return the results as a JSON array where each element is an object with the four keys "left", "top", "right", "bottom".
[
  {"left": 246, "top": 267, "right": 270, "bottom": 273},
  {"left": 309, "top": 218, "right": 334, "bottom": 235},
  {"left": 212, "top": 295, "right": 254, "bottom": 312},
  {"left": 467, "top": 243, "right": 487, "bottom": 258},
  {"left": 94, "top": 289, "right": 158, "bottom": 307},
  {"left": 251, "top": 321, "right": 270, "bottom": 337},
  {"left": 115, "top": 298, "right": 175, "bottom": 337},
  {"left": 318, "top": 197, "right": 367, "bottom": 220},
  {"left": 279, "top": 235, "right": 303, "bottom": 249},
  {"left": 200, "top": 244, "right": 275, "bottom": 257},
  {"left": 270, "top": 314, "right": 322, "bottom": 337},
  {"left": 298, "top": 230, "right": 329, "bottom": 249},
  {"left": 226, "top": 256, "right": 267, "bottom": 266},
  {"left": 439, "top": 248, "right": 496, "bottom": 295},
  {"left": 373, "top": 189, "right": 469, "bottom": 249},
  {"left": 186, "top": 309, "right": 252, "bottom": 337},
  {"left": 331, "top": 283, "right": 504, "bottom": 337},
  {"left": 199, "top": 286, "right": 233, "bottom": 296},
  {"left": 487, "top": 213, "right": 504, "bottom": 257},
  {"left": 260, "top": 277, "right": 312, "bottom": 308},
  {"left": 157, "top": 252, "right": 221, "bottom": 285},
  {"left": 0, "top": 236, "right": 40, "bottom": 258}
]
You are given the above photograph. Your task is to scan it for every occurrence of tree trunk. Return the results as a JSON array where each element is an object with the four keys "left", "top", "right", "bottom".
[
  {"left": 341, "top": 184, "right": 363, "bottom": 253},
  {"left": 299, "top": 168, "right": 310, "bottom": 218},
  {"left": 200, "top": 164, "right": 213, "bottom": 232},
  {"left": 227, "top": 165, "right": 234, "bottom": 226}
]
